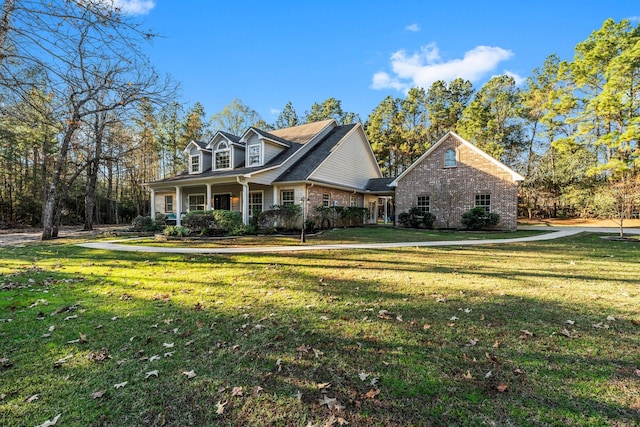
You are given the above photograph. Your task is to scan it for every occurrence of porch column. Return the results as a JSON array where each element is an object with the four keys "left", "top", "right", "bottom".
[
  {"left": 272, "top": 186, "right": 279, "bottom": 205},
  {"left": 150, "top": 188, "right": 156, "bottom": 219},
  {"left": 383, "top": 197, "right": 388, "bottom": 224},
  {"left": 175, "top": 186, "right": 182, "bottom": 226},
  {"left": 206, "top": 184, "right": 212, "bottom": 211},
  {"left": 241, "top": 182, "right": 249, "bottom": 225}
]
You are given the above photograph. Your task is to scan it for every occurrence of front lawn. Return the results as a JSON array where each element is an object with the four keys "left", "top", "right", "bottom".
[{"left": 0, "top": 232, "right": 638, "bottom": 426}]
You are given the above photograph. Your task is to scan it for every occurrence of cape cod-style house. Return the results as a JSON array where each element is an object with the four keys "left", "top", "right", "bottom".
[{"left": 145, "top": 119, "right": 524, "bottom": 230}]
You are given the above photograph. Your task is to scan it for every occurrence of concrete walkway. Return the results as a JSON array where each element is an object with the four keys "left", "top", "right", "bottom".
[{"left": 76, "top": 226, "right": 640, "bottom": 254}]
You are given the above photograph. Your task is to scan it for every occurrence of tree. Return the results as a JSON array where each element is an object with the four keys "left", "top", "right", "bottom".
[
  {"left": 426, "top": 78, "right": 474, "bottom": 140},
  {"left": 210, "top": 98, "right": 262, "bottom": 135},
  {"left": 458, "top": 75, "right": 524, "bottom": 163},
  {"left": 156, "top": 102, "right": 185, "bottom": 177},
  {"left": 365, "top": 96, "right": 402, "bottom": 177},
  {"left": 275, "top": 101, "right": 299, "bottom": 129},
  {"left": 398, "top": 87, "right": 429, "bottom": 167},
  {"left": 303, "top": 97, "right": 360, "bottom": 125}
]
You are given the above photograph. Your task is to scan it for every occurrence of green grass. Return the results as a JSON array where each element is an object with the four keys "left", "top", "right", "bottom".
[
  {"left": 0, "top": 230, "right": 639, "bottom": 426},
  {"left": 120, "top": 227, "right": 547, "bottom": 248}
]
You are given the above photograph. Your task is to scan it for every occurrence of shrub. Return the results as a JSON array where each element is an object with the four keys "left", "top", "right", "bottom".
[
  {"left": 163, "top": 225, "right": 190, "bottom": 237},
  {"left": 258, "top": 204, "right": 301, "bottom": 230},
  {"left": 398, "top": 207, "right": 424, "bottom": 228},
  {"left": 183, "top": 210, "right": 216, "bottom": 234},
  {"left": 461, "top": 207, "right": 500, "bottom": 230},
  {"left": 211, "top": 210, "right": 243, "bottom": 234},
  {"left": 422, "top": 211, "right": 436, "bottom": 229},
  {"left": 131, "top": 215, "right": 162, "bottom": 232}
]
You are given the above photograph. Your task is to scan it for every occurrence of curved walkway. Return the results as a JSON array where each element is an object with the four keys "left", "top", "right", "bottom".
[{"left": 76, "top": 226, "right": 640, "bottom": 254}]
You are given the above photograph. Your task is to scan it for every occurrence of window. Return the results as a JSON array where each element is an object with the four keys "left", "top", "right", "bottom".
[
  {"left": 475, "top": 194, "right": 491, "bottom": 213},
  {"left": 190, "top": 154, "right": 201, "bottom": 173},
  {"left": 350, "top": 194, "right": 357, "bottom": 207},
  {"left": 214, "top": 141, "right": 230, "bottom": 169},
  {"left": 444, "top": 148, "right": 457, "bottom": 168},
  {"left": 322, "top": 193, "right": 330, "bottom": 207},
  {"left": 417, "top": 195, "right": 430, "bottom": 215},
  {"left": 248, "top": 144, "right": 261, "bottom": 167},
  {"left": 249, "top": 191, "right": 263, "bottom": 218},
  {"left": 281, "top": 190, "right": 295, "bottom": 207},
  {"left": 188, "top": 194, "right": 206, "bottom": 211},
  {"left": 165, "top": 195, "right": 174, "bottom": 213}
]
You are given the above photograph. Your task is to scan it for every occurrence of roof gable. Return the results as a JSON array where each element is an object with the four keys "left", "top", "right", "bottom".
[
  {"left": 390, "top": 131, "right": 524, "bottom": 186},
  {"left": 269, "top": 119, "right": 336, "bottom": 144}
]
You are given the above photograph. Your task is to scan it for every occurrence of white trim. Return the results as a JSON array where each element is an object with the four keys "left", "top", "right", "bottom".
[
  {"left": 213, "top": 140, "right": 232, "bottom": 170},
  {"left": 247, "top": 141, "right": 263, "bottom": 167},
  {"left": 189, "top": 154, "right": 202, "bottom": 174},
  {"left": 188, "top": 193, "right": 206, "bottom": 211},
  {"left": 389, "top": 131, "right": 525, "bottom": 186},
  {"left": 248, "top": 190, "right": 264, "bottom": 218}
]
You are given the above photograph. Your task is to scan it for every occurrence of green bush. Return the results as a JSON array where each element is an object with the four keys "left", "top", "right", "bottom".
[
  {"left": 163, "top": 225, "right": 191, "bottom": 237},
  {"left": 258, "top": 204, "right": 301, "bottom": 230},
  {"left": 183, "top": 210, "right": 216, "bottom": 234},
  {"left": 461, "top": 207, "right": 500, "bottom": 230},
  {"left": 131, "top": 215, "right": 163, "bottom": 232},
  {"left": 398, "top": 207, "right": 424, "bottom": 228},
  {"left": 422, "top": 211, "right": 436, "bottom": 229},
  {"left": 211, "top": 210, "right": 243, "bottom": 234}
]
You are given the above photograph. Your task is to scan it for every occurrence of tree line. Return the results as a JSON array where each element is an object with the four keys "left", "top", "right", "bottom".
[{"left": 0, "top": 3, "right": 637, "bottom": 237}]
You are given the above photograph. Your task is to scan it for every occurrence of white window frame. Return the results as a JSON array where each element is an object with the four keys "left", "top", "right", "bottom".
[
  {"left": 444, "top": 148, "right": 457, "bottom": 168},
  {"left": 322, "top": 193, "right": 330, "bottom": 208},
  {"left": 350, "top": 194, "right": 357, "bottom": 207},
  {"left": 281, "top": 190, "right": 295, "bottom": 207},
  {"left": 248, "top": 191, "right": 263, "bottom": 218},
  {"left": 165, "top": 195, "right": 174, "bottom": 213},
  {"left": 417, "top": 195, "right": 430, "bottom": 215},
  {"left": 475, "top": 194, "right": 491, "bottom": 213},
  {"left": 247, "top": 143, "right": 262, "bottom": 167},
  {"left": 188, "top": 193, "right": 206, "bottom": 212},
  {"left": 190, "top": 154, "right": 201, "bottom": 174},
  {"left": 214, "top": 141, "right": 231, "bottom": 170}
]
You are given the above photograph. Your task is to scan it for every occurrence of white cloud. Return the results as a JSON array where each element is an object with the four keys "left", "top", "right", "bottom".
[
  {"left": 627, "top": 16, "right": 640, "bottom": 23},
  {"left": 270, "top": 108, "right": 281, "bottom": 115},
  {"left": 372, "top": 43, "right": 514, "bottom": 92},
  {"left": 405, "top": 23, "right": 420, "bottom": 32},
  {"left": 98, "top": 0, "right": 156, "bottom": 15}
]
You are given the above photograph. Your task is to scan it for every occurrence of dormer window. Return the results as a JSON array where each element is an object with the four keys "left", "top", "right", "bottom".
[
  {"left": 248, "top": 144, "right": 262, "bottom": 167},
  {"left": 214, "top": 141, "right": 231, "bottom": 170},
  {"left": 190, "top": 154, "right": 201, "bottom": 173},
  {"left": 444, "top": 148, "right": 457, "bottom": 168}
]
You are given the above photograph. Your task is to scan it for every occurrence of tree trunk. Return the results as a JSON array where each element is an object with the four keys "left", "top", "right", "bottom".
[{"left": 0, "top": 0, "right": 15, "bottom": 73}]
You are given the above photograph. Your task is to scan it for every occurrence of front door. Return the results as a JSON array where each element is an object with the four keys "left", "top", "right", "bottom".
[{"left": 214, "top": 194, "right": 231, "bottom": 210}]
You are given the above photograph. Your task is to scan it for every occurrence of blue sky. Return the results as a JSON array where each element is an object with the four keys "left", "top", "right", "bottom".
[{"left": 120, "top": 0, "right": 638, "bottom": 123}]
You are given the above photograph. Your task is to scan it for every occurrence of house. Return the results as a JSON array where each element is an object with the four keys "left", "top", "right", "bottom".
[
  {"left": 146, "top": 119, "right": 387, "bottom": 227},
  {"left": 145, "top": 121, "right": 523, "bottom": 231},
  {"left": 390, "top": 131, "right": 524, "bottom": 230}
]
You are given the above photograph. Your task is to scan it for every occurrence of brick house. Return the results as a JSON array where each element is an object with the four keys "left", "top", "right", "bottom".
[
  {"left": 145, "top": 122, "right": 523, "bottom": 230},
  {"left": 390, "top": 131, "right": 524, "bottom": 230}
]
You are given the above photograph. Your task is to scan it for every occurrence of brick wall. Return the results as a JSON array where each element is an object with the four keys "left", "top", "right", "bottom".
[{"left": 395, "top": 135, "right": 520, "bottom": 230}]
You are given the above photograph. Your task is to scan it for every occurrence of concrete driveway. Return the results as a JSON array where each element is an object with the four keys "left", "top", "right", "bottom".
[{"left": 73, "top": 226, "right": 640, "bottom": 254}]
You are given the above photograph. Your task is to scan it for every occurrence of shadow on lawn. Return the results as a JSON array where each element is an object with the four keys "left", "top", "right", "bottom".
[{"left": 1, "top": 236, "right": 639, "bottom": 426}]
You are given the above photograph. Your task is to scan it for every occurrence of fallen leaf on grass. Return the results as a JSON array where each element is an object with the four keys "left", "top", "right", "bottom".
[
  {"left": 252, "top": 386, "right": 263, "bottom": 396},
  {"left": 496, "top": 382, "right": 508, "bottom": 393},
  {"left": 313, "top": 348, "right": 324, "bottom": 358},
  {"left": 319, "top": 395, "right": 344, "bottom": 410},
  {"left": 64, "top": 315, "right": 77, "bottom": 321},
  {"left": 162, "top": 342, "right": 174, "bottom": 348},
  {"left": 364, "top": 389, "right": 380, "bottom": 399},
  {"left": 565, "top": 319, "right": 575, "bottom": 325},
  {"left": 358, "top": 372, "right": 370, "bottom": 381},
  {"left": 164, "top": 351, "right": 174, "bottom": 358},
  {"left": 232, "top": 386, "right": 243, "bottom": 396},
  {"left": 149, "top": 355, "right": 161, "bottom": 362},
  {"left": 114, "top": 381, "right": 127, "bottom": 389},
  {"left": 559, "top": 328, "right": 576, "bottom": 338},
  {"left": 216, "top": 400, "right": 227, "bottom": 414},
  {"left": 54, "top": 354, "right": 73, "bottom": 366},
  {"left": 296, "top": 344, "right": 311, "bottom": 353},
  {"left": 91, "top": 390, "right": 105, "bottom": 399},
  {"left": 25, "top": 394, "right": 39, "bottom": 403},
  {"left": 0, "top": 393, "right": 6, "bottom": 400},
  {"left": 182, "top": 370, "right": 196, "bottom": 379},
  {"left": 316, "top": 382, "right": 331, "bottom": 390},
  {"left": 145, "top": 370, "right": 159, "bottom": 379},
  {"left": 607, "top": 315, "right": 616, "bottom": 321},
  {"left": 36, "top": 413, "right": 61, "bottom": 427},
  {"left": 485, "top": 371, "right": 493, "bottom": 379},
  {"left": 634, "top": 368, "right": 640, "bottom": 377}
]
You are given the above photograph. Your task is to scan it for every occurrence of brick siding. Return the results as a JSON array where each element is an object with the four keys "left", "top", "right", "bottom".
[{"left": 395, "top": 135, "right": 519, "bottom": 231}]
